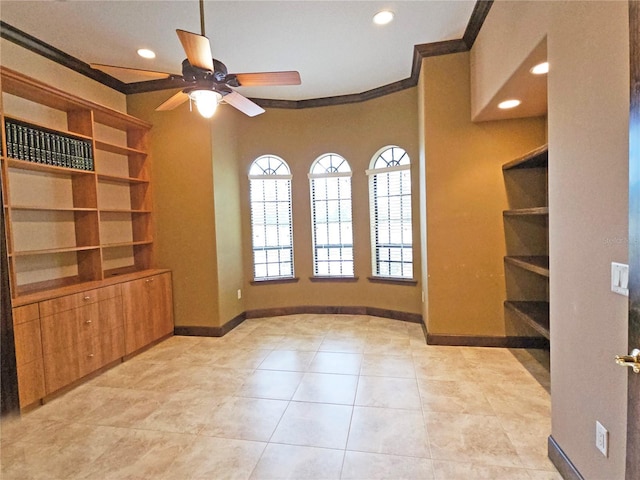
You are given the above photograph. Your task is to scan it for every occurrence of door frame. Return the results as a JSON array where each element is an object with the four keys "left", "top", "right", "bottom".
[{"left": 626, "top": 1, "right": 639, "bottom": 478}]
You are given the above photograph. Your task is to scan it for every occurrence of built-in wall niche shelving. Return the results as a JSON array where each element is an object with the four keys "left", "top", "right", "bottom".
[
  {"left": 502, "top": 144, "right": 550, "bottom": 341},
  {"left": 0, "top": 66, "right": 154, "bottom": 298}
]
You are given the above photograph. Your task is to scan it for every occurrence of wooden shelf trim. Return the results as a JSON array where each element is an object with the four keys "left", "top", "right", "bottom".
[
  {"left": 11, "top": 245, "right": 100, "bottom": 257},
  {"left": 502, "top": 144, "right": 548, "bottom": 170},
  {"left": 504, "top": 255, "right": 550, "bottom": 277},
  {"left": 505, "top": 301, "right": 550, "bottom": 339},
  {"left": 97, "top": 173, "right": 149, "bottom": 184},
  {"left": 94, "top": 140, "right": 146, "bottom": 157},
  {"left": 11, "top": 269, "right": 170, "bottom": 307},
  {"left": 0, "top": 66, "right": 151, "bottom": 132},
  {"left": 99, "top": 208, "right": 151, "bottom": 214},
  {"left": 102, "top": 240, "right": 153, "bottom": 249},
  {"left": 503, "top": 207, "right": 549, "bottom": 217},
  {"left": 6, "top": 157, "right": 95, "bottom": 176},
  {"left": 10, "top": 205, "right": 97, "bottom": 212}
]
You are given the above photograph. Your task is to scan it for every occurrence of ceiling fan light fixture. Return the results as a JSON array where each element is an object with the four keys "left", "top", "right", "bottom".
[
  {"left": 373, "top": 10, "right": 394, "bottom": 25},
  {"left": 137, "top": 48, "right": 156, "bottom": 59},
  {"left": 189, "top": 90, "right": 223, "bottom": 118}
]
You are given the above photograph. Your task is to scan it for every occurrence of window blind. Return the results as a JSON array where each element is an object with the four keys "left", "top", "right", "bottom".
[
  {"left": 310, "top": 172, "right": 354, "bottom": 277},
  {"left": 368, "top": 147, "right": 413, "bottom": 279},
  {"left": 249, "top": 155, "right": 294, "bottom": 280}
]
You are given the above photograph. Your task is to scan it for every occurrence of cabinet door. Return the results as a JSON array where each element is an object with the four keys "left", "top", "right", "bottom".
[
  {"left": 149, "top": 272, "right": 174, "bottom": 339},
  {"left": 121, "top": 277, "right": 153, "bottom": 354},
  {"left": 121, "top": 273, "right": 174, "bottom": 355},
  {"left": 12, "top": 305, "right": 46, "bottom": 407}
]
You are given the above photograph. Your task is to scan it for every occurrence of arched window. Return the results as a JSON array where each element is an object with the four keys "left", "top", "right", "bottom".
[
  {"left": 367, "top": 146, "right": 413, "bottom": 278},
  {"left": 249, "top": 155, "right": 294, "bottom": 280},
  {"left": 309, "top": 154, "right": 354, "bottom": 277}
]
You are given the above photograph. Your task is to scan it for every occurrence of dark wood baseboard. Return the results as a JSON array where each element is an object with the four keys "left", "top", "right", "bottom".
[
  {"left": 245, "top": 305, "right": 422, "bottom": 324},
  {"left": 175, "top": 306, "right": 423, "bottom": 338},
  {"left": 174, "top": 312, "right": 246, "bottom": 337},
  {"left": 548, "top": 435, "right": 584, "bottom": 480},
  {"left": 426, "top": 333, "right": 549, "bottom": 349}
]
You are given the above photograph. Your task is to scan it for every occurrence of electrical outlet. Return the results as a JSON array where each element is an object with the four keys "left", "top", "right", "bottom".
[
  {"left": 596, "top": 421, "right": 608, "bottom": 457},
  {"left": 237, "top": 289, "right": 242, "bottom": 300}
]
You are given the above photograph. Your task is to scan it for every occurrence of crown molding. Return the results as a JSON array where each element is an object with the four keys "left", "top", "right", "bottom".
[
  {"left": 0, "top": 21, "right": 127, "bottom": 93},
  {"left": 463, "top": 0, "right": 494, "bottom": 49},
  {"left": 0, "top": 0, "right": 492, "bottom": 108}
]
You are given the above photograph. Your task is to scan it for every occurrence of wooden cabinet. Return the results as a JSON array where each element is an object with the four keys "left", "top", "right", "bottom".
[
  {"left": 122, "top": 272, "right": 173, "bottom": 355},
  {"left": 0, "top": 66, "right": 154, "bottom": 299},
  {"left": 502, "top": 145, "right": 550, "bottom": 340},
  {"left": 10, "top": 270, "right": 172, "bottom": 408},
  {"left": 12, "top": 304, "right": 45, "bottom": 408}
]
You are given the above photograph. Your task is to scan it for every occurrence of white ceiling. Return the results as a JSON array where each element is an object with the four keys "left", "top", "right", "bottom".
[{"left": 0, "top": 0, "right": 476, "bottom": 101}]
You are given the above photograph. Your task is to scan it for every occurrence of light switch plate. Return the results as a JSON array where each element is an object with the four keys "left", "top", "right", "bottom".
[
  {"left": 611, "top": 262, "right": 629, "bottom": 296},
  {"left": 596, "top": 421, "right": 609, "bottom": 457}
]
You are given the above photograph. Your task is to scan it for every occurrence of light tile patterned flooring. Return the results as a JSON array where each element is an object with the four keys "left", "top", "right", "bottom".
[{"left": 0, "top": 314, "right": 561, "bottom": 479}]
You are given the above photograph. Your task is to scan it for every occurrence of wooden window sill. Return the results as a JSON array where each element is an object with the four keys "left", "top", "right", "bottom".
[
  {"left": 251, "top": 277, "right": 300, "bottom": 286},
  {"left": 367, "top": 276, "right": 418, "bottom": 286},
  {"left": 309, "top": 276, "right": 359, "bottom": 283}
]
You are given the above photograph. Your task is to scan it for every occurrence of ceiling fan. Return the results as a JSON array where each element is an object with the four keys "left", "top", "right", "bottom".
[{"left": 91, "top": 0, "right": 301, "bottom": 118}]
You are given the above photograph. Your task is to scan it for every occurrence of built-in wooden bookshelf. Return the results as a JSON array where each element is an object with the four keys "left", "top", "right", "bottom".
[
  {"left": 0, "top": 66, "right": 154, "bottom": 298},
  {"left": 502, "top": 145, "right": 550, "bottom": 341}
]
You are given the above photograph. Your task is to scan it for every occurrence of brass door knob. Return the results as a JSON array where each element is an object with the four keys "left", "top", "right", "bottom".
[{"left": 615, "top": 348, "right": 640, "bottom": 373}]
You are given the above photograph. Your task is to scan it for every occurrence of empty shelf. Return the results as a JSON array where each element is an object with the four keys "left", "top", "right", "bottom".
[{"left": 505, "top": 301, "right": 550, "bottom": 339}]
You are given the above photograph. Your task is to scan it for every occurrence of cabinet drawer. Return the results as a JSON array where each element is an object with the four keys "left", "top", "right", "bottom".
[
  {"left": 40, "top": 303, "right": 99, "bottom": 355},
  {"left": 39, "top": 284, "right": 121, "bottom": 317},
  {"left": 43, "top": 336, "right": 100, "bottom": 394},
  {"left": 13, "top": 304, "right": 39, "bottom": 326}
]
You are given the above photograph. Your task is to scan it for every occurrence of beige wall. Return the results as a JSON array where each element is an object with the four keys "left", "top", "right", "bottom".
[
  {"left": 420, "top": 52, "right": 547, "bottom": 337},
  {"left": 473, "top": 2, "right": 630, "bottom": 478},
  {"left": 235, "top": 89, "right": 422, "bottom": 315},
  {"left": 127, "top": 90, "right": 221, "bottom": 328},
  {"left": 211, "top": 106, "right": 246, "bottom": 322}
]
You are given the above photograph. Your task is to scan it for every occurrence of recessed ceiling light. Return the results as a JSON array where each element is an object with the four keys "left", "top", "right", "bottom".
[
  {"left": 498, "top": 99, "right": 521, "bottom": 110},
  {"left": 530, "top": 62, "right": 549, "bottom": 75},
  {"left": 137, "top": 48, "right": 156, "bottom": 59},
  {"left": 373, "top": 10, "right": 394, "bottom": 25}
]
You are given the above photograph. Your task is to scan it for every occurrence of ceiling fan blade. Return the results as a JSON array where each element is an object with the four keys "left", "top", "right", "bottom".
[
  {"left": 176, "top": 29, "right": 214, "bottom": 71},
  {"left": 156, "top": 91, "right": 190, "bottom": 111},
  {"left": 90, "top": 64, "right": 173, "bottom": 80},
  {"left": 223, "top": 91, "right": 265, "bottom": 117},
  {"left": 234, "top": 71, "right": 301, "bottom": 87}
]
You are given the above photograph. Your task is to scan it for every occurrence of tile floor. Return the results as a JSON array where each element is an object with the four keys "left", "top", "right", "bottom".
[{"left": 0, "top": 314, "right": 561, "bottom": 479}]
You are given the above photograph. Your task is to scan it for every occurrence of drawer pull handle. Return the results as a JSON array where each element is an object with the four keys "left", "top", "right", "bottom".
[
  {"left": 87, "top": 353, "right": 94, "bottom": 358},
  {"left": 85, "top": 319, "right": 92, "bottom": 324},
  {"left": 84, "top": 296, "right": 91, "bottom": 301}
]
